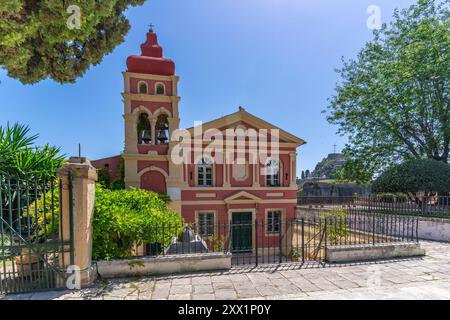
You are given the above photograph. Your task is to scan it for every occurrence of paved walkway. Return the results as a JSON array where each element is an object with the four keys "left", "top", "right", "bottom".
[{"left": 2, "top": 241, "right": 450, "bottom": 300}]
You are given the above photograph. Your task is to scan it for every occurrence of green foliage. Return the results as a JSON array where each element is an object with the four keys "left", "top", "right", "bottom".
[
  {"left": 1, "top": 124, "right": 63, "bottom": 233},
  {"left": 375, "top": 193, "right": 408, "bottom": 203},
  {"left": 289, "top": 248, "right": 300, "bottom": 262},
  {"left": 28, "top": 180, "right": 60, "bottom": 242},
  {"left": 0, "top": 0, "right": 145, "bottom": 84},
  {"left": 97, "top": 168, "right": 111, "bottom": 189},
  {"left": 326, "top": 0, "right": 450, "bottom": 183},
  {"left": 335, "top": 159, "right": 373, "bottom": 185},
  {"left": 0, "top": 234, "right": 12, "bottom": 257},
  {"left": 322, "top": 208, "right": 349, "bottom": 244},
  {"left": 92, "top": 185, "right": 184, "bottom": 260},
  {"left": 209, "top": 235, "right": 226, "bottom": 252},
  {"left": 0, "top": 123, "right": 64, "bottom": 177},
  {"left": 96, "top": 158, "right": 126, "bottom": 190},
  {"left": 28, "top": 183, "right": 183, "bottom": 259},
  {"left": 372, "top": 159, "right": 450, "bottom": 194},
  {"left": 313, "top": 153, "right": 346, "bottom": 179},
  {"left": 110, "top": 158, "right": 125, "bottom": 190}
]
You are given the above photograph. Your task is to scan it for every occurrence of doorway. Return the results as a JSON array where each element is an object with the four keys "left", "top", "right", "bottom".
[{"left": 231, "top": 212, "right": 253, "bottom": 252}]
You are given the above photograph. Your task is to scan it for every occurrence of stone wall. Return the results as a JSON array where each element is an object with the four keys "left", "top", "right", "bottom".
[
  {"left": 325, "top": 242, "right": 425, "bottom": 263},
  {"left": 418, "top": 218, "right": 450, "bottom": 242},
  {"left": 96, "top": 253, "right": 232, "bottom": 279}
]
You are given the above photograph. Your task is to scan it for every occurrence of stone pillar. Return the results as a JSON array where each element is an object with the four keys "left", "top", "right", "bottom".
[
  {"left": 57, "top": 157, "right": 97, "bottom": 287},
  {"left": 168, "top": 117, "right": 180, "bottom": 138},
  {"left": 289, "top": 152, "right": 297, "bottom": 187},
  {"left": 150, "top": 118, "right": 157, "bottom": 145},
  {"left": 252, "top": 164, "right": 260, "bottom": 187},
  {"left": 124, "top": 158, "right": 140, "bottom": 188},
  {"left": 223, "top": 153, "right": 231, "bottom": 187},
  {"left": 124, "top": 114, "right": 138, "bottom": 154}
]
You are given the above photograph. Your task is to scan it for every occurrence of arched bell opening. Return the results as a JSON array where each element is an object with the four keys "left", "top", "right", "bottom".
[
  {"left": 137, "top": 113, "right": 152, "bottom": 144},
  {"left": 155, "top": 114, "right": 169, "bottom": 145}
]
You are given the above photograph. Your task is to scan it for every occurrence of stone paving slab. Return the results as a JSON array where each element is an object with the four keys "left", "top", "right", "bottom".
[{"left": 1, "top": 241, "right": 449, "bottom": 300}]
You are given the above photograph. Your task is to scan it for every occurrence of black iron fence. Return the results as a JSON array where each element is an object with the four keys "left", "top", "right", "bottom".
[
  {"left": 132, "top": 212, "right": 418, "bottom": 267},
  {"left": 298, "top": 195, "right": 450, "bottom": 217},
  {"left": 0, "top": 174, "right": 74, "bottom": 294}
]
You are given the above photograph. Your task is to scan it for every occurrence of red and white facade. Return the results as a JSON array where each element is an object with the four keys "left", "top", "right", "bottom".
[{"left": 93, "top": 31, "right": 305, "bottom": 250}]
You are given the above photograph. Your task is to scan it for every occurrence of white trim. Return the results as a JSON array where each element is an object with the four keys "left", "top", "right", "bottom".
[
  {"left": 264, "top": 208, "right": 286, "bottom": 237},
  {"left": 195, "top": 193, "right": 217, "bottom": 198},
  {"left": 231, "top": 163, "right": 249, "bottom": 181},
  {"left": 194, "top": 156, "right": 215, "bottom": 187},
  {"left": 195, "top": 210, "right": 218, "bottom": 238},
  {"left": 155, "top": 82, "right": 166, "bottom": 95},
  {"left": 266, "top": 192, "right": 284, "bottom": 197},
  {"left": 182, "top": 199, "right": 297, "bottom": 205},
  {"left": 137, "top": 166, "right": 169, "bottom": 179},
  {"left": 132, "top": 105, "right": 152, "bottom": 116},
  {"left": 153, "top": 107, "right": 172, "bottom": 118},
  {"left": 224, "top": 190, "right": 262, "bottom": 203},
  {"left": 137, "top": 81, "right": 148, "bottom": 94}
]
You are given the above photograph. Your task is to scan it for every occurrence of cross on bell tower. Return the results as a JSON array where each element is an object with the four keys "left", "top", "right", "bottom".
[{"left": 333, "top": 144, "right": 337, "bottom": 154}]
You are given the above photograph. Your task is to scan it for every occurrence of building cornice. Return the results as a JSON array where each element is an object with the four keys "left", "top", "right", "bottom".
[
  {"left": 181, "top": 186, "right": 298, "bottom": 191},
  {"left": 122, "top": 153, "right": 169, "bottom": 161},
  {"left": 123, "top": 71, "right": 179, "bottom": 82},
  {"left": 122, "top": 93, "right": 180, "bottom": 103},
  {"left": 181, "top": 199, "right": 297, "bottom": 205}
]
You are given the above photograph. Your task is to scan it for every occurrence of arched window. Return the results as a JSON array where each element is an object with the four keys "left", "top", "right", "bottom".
[
  {"left": 197, "top": 158, "right": 213, "bottom": 186},
  {"left": 138, "top": 82, "right": 148, "bottom": 94},
  {"left": 265, "top": 158, "right": 280, "bottom": 187},
  {"left": 155, "top": 114, "right": 169, "bottom": 145},
  {"left": 156, "top": 83, "right": 165, "bottom": 95},
  {"left": 137, "top": 113, "right": 151, "bottom": 144}
]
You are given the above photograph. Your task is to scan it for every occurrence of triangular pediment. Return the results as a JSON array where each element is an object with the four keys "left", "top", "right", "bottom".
[
  {"left": 224, "top": 191, "right": 262, "bottom": 203},
  {"left": 186, "top": 108, "right": 306, "bottom": 146}
]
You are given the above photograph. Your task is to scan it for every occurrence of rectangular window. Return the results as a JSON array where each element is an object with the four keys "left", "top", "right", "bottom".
[
  {"left": 197, "top": 166, "right": 213, "bottom": 186},
  {"left": 198, "top": 212, "right": 215, "bottom": 237},
  {"left": 267, "top": 210, "right": 282, "bottom": 234},
  {"left": 266, "top": 173, "right": 280, "bottom": 187}
]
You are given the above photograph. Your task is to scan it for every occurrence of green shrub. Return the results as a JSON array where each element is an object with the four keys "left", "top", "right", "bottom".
[
  {"left": 373, "top": 159, "right": 450, "bottom": 194},
  {"left": 92, "top": 185, "right": 184, "bottom": 260},
  {"left": 97, "top": 168, "right": 111, "bottom": 189},
  {"left": 0, "top": 234, "right": 12, "bottom": 257},
  {"left": 30, "top": 183, "right": 184, "bottom": 260},
  {"left": 322, "top": 208, "right": 349, "bottom": 244},
  {"left": 28, "top": 180, "right": 60, "bottom": 242},
  {"left": 376, "top": 193, "right": 408, "bottom": 203}
]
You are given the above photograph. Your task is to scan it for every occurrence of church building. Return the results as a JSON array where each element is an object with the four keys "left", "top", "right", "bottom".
[{"left": 93, "top": 30, "right": 305, "bottom": 253}]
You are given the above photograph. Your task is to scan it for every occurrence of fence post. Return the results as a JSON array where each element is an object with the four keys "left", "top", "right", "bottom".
[
  {"left": 57, "top": 157, "right": 97, "bottom": 288},
  {"left": 279, "top": 220, "right": 282, "bottom": 264},
  {"left": 372, "top": 214, "right": 376, "bottom": 245},
  {"left": 301, "top": 218, "right": 305, "bottom": 263},
  {"left": 421, "top": 196, "right": 426, "bottom": 215},
  {"left": 323, "top": 217, "right": 327, "bottom": 263},
  {"left": 255, "top": 221, "right": 258, "bottom": 267},
  {"left": 416, "top": 215, "right": 419, "bottom": 243}
]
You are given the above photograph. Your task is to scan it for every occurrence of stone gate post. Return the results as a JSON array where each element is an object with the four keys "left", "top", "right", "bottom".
[{"left": 57, "top": 157, "right": 98, "bottom": 287}]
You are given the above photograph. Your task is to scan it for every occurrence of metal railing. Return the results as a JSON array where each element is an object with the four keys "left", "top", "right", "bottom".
[
  {"left": 130, "top": 213, "right": 418, "bottom": 267},
  {"left": 298, "top": 195, "right": 450, "bottom": 217},
  {"left": 0, "top": 174, "right": 73, "bottom": 294}
]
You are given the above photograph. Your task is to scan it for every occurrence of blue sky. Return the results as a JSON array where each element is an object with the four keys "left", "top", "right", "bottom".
[{"left": 0, "top": 0, "right": 416, "bottom": 173}]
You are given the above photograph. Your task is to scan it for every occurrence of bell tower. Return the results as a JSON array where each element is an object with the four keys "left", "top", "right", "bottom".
[{"left": 122, "top": 29, "right": 183, "bottom": 212}]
